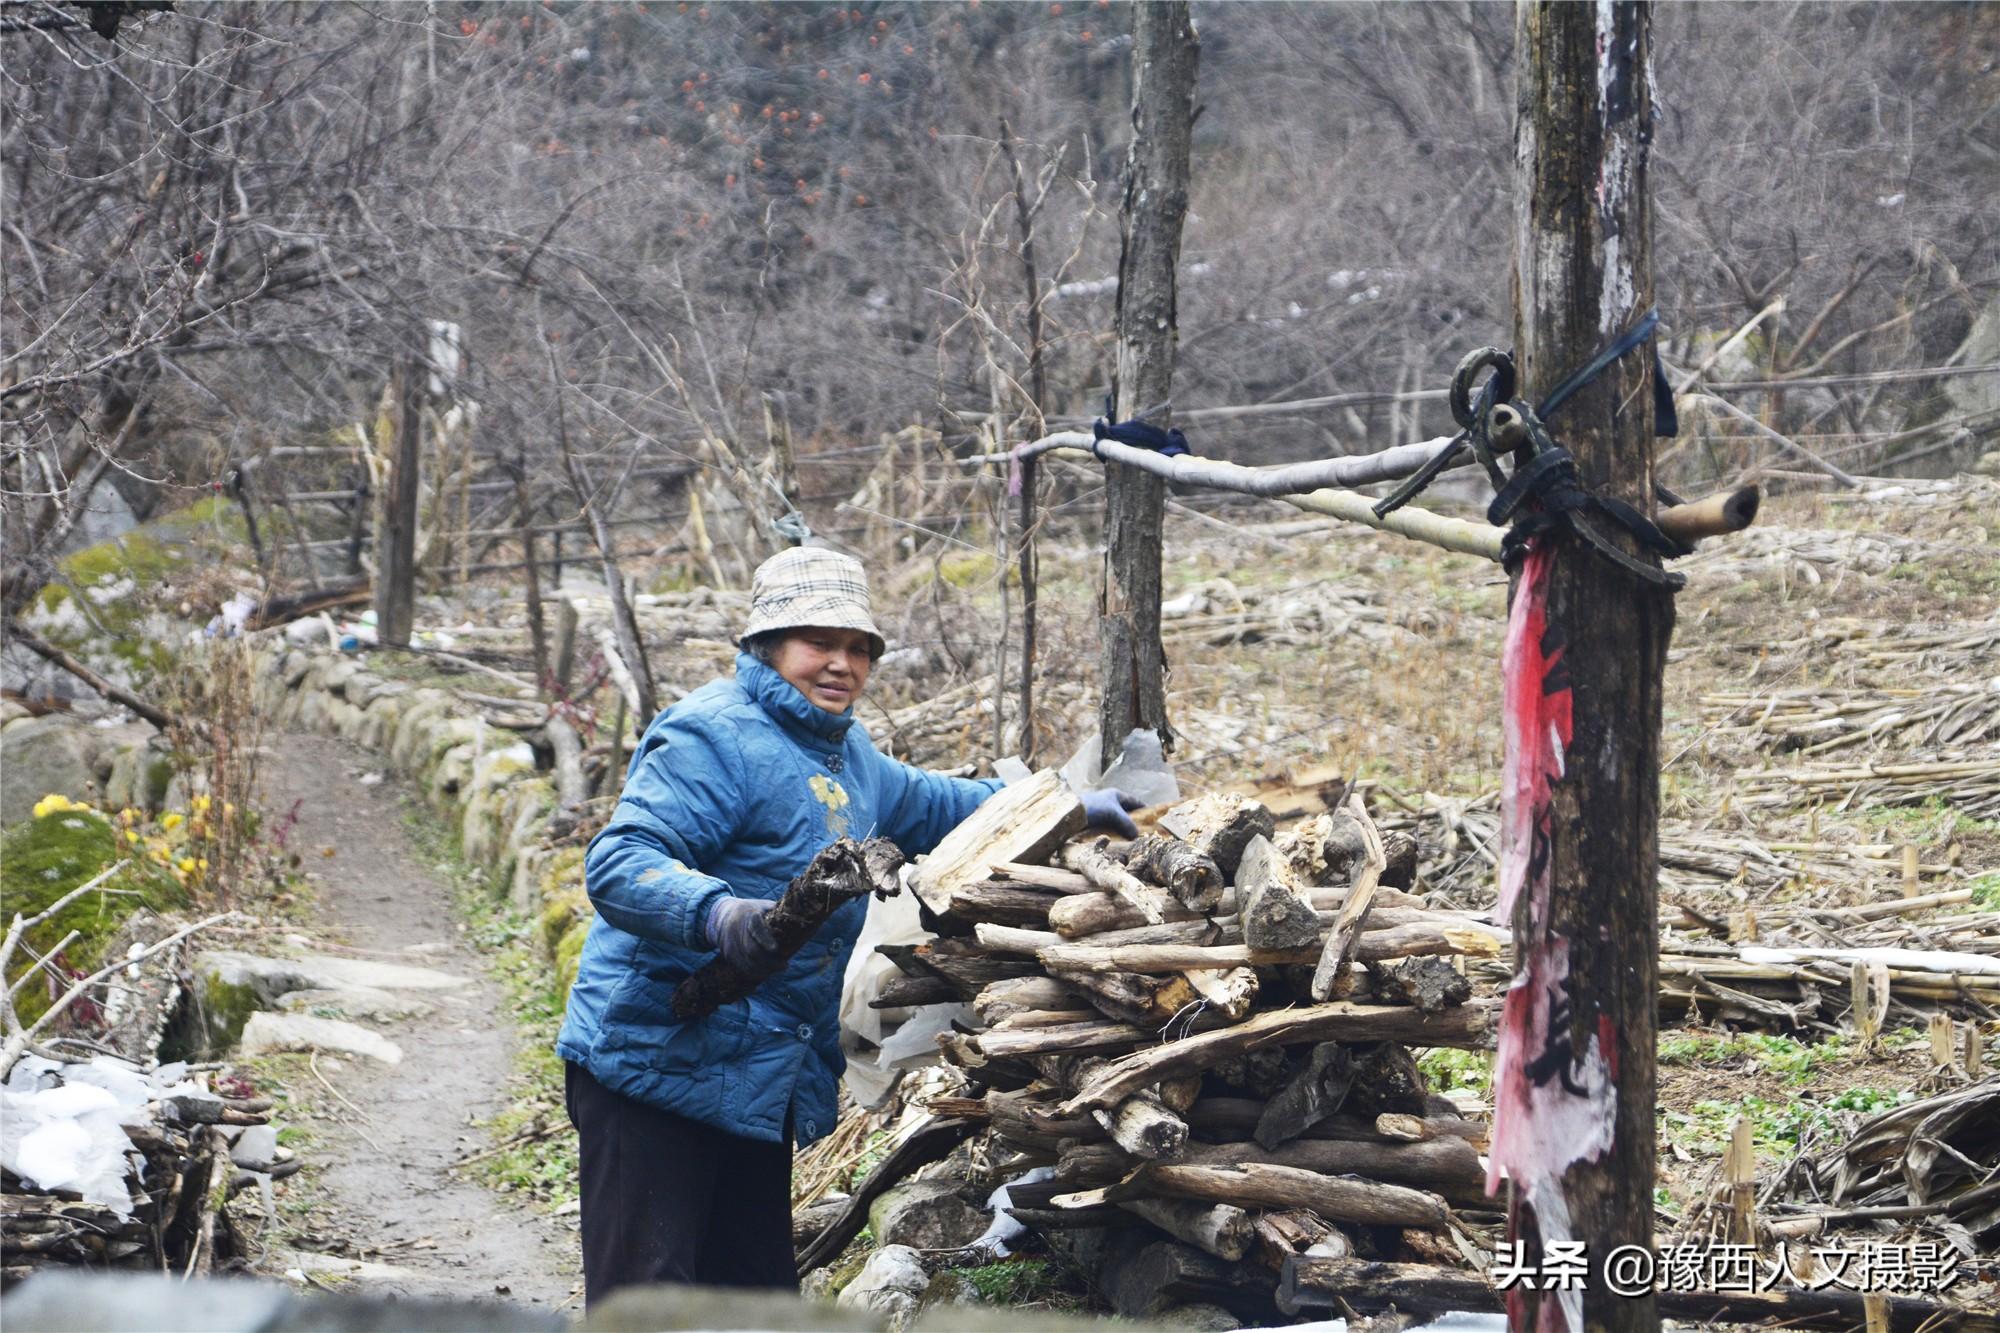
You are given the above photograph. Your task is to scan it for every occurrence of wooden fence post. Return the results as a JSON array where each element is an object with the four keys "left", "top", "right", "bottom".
[
  {"left": 375, "top": 353, "right": 422, "bottom": 649},
  {"left": 1099, "top": 0, "right": 1197, "bottom": 766},
  {"left": 1501, "top": 4, "right": 1670, "bottom": 1330}
]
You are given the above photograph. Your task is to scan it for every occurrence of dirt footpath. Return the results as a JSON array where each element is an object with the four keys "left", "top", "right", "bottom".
[{"left": 260, "top": 732, "right": 580, "bottom": 1310}]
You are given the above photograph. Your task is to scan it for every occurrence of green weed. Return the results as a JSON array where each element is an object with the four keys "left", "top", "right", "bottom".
[{"left": 1658, "top": 1031, "right": 1849, "bottom": 1083}]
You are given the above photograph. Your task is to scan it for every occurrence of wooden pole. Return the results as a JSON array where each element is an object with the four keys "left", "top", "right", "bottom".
[
  {"left": 1000, "top": 118, "right": 1047, "bottom": 766},
  {"left": 1099, "top": 0, "right": 1197, "bottom": 765},
  {"left": 375, "top": 353, "right": 422, "bottom": 650},
  {"left": 1499, "top": 6, "right": 1669, "bottom": 1331}
]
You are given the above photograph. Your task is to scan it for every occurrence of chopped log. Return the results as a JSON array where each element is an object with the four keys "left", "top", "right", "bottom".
[
  {"left": 1057, "top": 999, "right": 1499, "bottom": 1115},
  {"left": 1251, "top": 1209, "right": 1352, "bottom": 1272},
  {"left": 1375, "top": 1112, "right": 1489, "bottom": 1149},
  {"left": 796, "top": 1116, "right": 978, "bottom": 1273},
  {"left": 1049, "top": 890, "right": 1176, "bottom": 938},
  {"left": 911, "top": 769, "right": 1084, "bottom": 916},
  {"left": 914, "top": 938, "right": 1039, "bottom": 995},
  {"left": 1036, "top": 922, "right": 1502, "bottom": 974},
  {"left": 1076, "top": 919, "right": 1227, "bottom": 951},
  {"left": 1142, "top": 1161, "right": 1449, "bottom": 1228},
  {"left": 1311, "top": 795, "right": 1387, "bottom": 1000},
  {"left": 989, "top": 862, "right": 1094, "bottom": 893},
  {"left": 1064, "top": 969, "right": 1204, "bottom": 1027},
  {"left": 1004, "top": 1204, "right": 1136, "bottom": 1230},
  {"left": 1051, "top": 888, "right": 1460, "bottom": 941},
  {"left": 870, "top": 973, "right": 960, "bottom": 1009},
  {"left": 1095, "top": 1091, "right": 1189, "bottom": 1161},
  {"left": 675, "top": 837, "right": 903, "bottom": 1019},
  {"left": 1236, "top": 834, "right": 1321, "bottom": 951},
  {"left": 1180, "top": 966, "right": 1259, "bottom": 1021},
  {"left": 792, "top": 1198, "right": 847, "bottom": 1251},
  {"left": 1159, "top": 792, "right": 1275, "bottom": 878},
  {"left": 1371, "top": 956, "right": 1473, "bottom": 1012},
  {"left": 977, "top": 1018, "right": 1154, "bottom": 1061},
  {"left": 974, "top": 975, "right": 1082, "bottom": 1024},
  {"left": 1182, "top": 1135, "right": 1485, "bottom": 1193},
  {"left": 1379, "top": 830, "right": 1419, "bottom": 889},
  {"left": 1119, "top": 1196, "right": 1253, "bottom": 1260},
  {"left": 1254, "top": 1042, "right": 1354, "bottom": 1149},
  {"left": 1062, "top": 837, "right": 1177, "bottom": 925},
  {"left": 949, "top": 881, "right": 1062, "bottom": 927},
  {"left": 1124, "top": 835, "right": 1225, "bottom": 911},
  {"left": 974, "top": 923, "right": 1065, "bottom": 956},
  {"left": 1277, "top": 1257, "right": 1968, "bottom": 1332},
  {"left": 991, "top": 1008, "right": 1102, "bottom": 1031}
]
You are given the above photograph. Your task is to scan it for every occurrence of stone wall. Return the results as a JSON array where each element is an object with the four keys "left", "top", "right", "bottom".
[{"left": 251, "top": 646, "right": 591, "bottom": 996}]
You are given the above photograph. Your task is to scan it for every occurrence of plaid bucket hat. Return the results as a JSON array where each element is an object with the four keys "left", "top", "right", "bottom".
[{"left": 741, "top": 546, "right": 886, "bottom": 658}]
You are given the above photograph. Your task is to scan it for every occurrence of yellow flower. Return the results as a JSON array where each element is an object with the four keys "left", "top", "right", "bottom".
[
  {"left": 177, "top": 857, "right": 197, "bottom": 874},
  {"left": 223, "top": 803, "right": 236, "bottom": 817},
  {"left": 33, "top": 794, "right": 89, "bottom": 818},
  {"left": 126, "top": 830, "right": 142, "bottom": 844},
  {"left": 161, "top": 812, "right": 184, "bottom": 832},
  {"left": 196, "top": 858, "right": 210, "bottom": 872},
  {"left": 192, "top": 795, "right": 212, "bottom": 814}
]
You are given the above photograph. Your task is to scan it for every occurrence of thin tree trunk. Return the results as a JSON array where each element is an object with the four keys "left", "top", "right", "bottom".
[
  {"left": 1099, "top": 0, "right": 1197, "bottom": 764},
  {"left": 1500, "top": 6, "right": 1669, "bottom": 1331},
  {"left": 1001, "top": 118, "right": 1047, "bottom": 765},
  {"left": 375, "top": 353, "right": 422, "bottom": 649}
]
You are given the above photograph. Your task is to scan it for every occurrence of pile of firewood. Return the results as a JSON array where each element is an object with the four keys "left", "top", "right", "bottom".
[
  {"left": 0, "top": 1056, "right": 284, "bottom": 1286},
  {"left": 857, "top": 770, "right": 1511, "bottom": 1320}
]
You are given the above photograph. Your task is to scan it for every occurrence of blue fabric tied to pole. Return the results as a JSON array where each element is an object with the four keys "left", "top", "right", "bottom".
[{"left": 1092, "top": 414, "right": 1190, "bottom": 458}]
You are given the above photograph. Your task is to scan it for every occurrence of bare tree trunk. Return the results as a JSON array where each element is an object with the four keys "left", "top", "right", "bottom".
[
  {"left": 1099, "top": 0, "right": 1197, "bottom": 764},
  {"left": 375, "top": 354, "right": 422, "bottom": 649},
  {"left": 1501, "top": 6, "right": 1668, "bottom": 1330},
  {"left": 1000, "top": 118, "right": 1047, "bottom": 765}
]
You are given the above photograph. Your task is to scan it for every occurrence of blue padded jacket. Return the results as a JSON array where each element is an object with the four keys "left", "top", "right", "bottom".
[{"left": 555, "top": 653, "right": 1001, "bottom": 1146}]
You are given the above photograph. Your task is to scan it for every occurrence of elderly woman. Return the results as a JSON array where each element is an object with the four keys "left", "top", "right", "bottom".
[{"left": 557, "top": 546, "right": 1134, "bottom": 1304}]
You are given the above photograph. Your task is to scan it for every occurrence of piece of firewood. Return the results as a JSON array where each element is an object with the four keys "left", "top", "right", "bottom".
[
  {"left": 674, "top": 837, "right": 903, "bottom": 1020},
  {"left": 1252, "top": 1209, "right": 1352, "bottom": 1272},
  {"left": 1346, "top": 1042, "right": 1432, "bottom": 1118},
  {"left": 1095, "top": 1091, "right": 1189, "bottom": 1160},
  {"left": 1182, "top": 1135, "right": 1485, "bottom": 1193},
  {"left": 1371, "top": 956, "right": 1473, "bottom": 1012},
  {"left": 1374, "top": 1112, "right": 1490, "bottom": 1149},
  {"left": 1180, "top": 965, "right": 1260, "bottom": 1021},
  {"left": 1036, "top": 922, "right": 1502, "bottom": 975},
  {"left": 1057, "top": 999, "right": 1499, "bottom": 1115},
  {"left": 1311, "top": 795, "right": 1387, "bottom": 1000},
  {"left": 1119, "top": 1197, "right": 1254, "bottom": 1261},
  {"left": 1066, "top": 1162, "right": 1449, "bottom": 1228},
  {"left": 1159, "top": 792, "right": 1275, "bottom": 878},
  {"left": 988, "top": 861, "right": 1094, "bottom": 892},
  {"left": 974, "top": 975, "right": 1082, "bottom": 1023},
  {"left": 870, "top": 973, "right": 959, "bottom": 1009},
  {"left": 1062, "top": 837, "right": 1176, "bottom": 925},
  {"left": 1124, "top": 835, "right": 1225, "bottom": 911},
  {"left": 1235, "top": 834, "right": 1321, "bottom": 950},
  {"left": 795, "top": 1116, "right": 977, "bottom": 1273},
  {"left": 910, "top": 769, "right": 1084, "bottom": 916},
  {"left": 948, "top": 880, "right": 1063, "bottom": 927},
  {"left": 973, "top": 923, "right": 1065, "bottom": 956},
  {"left": 1254, "top": 1042, "right": 1354, "bottom": 1149},
  {"left": 1064, "top": 969, "right": 1205, "bottom": 1027}
]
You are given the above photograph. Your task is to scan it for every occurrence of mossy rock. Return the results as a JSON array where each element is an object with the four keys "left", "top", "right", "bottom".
[
  {"left": 537, "top": 885, "right": 592, "bottom": 959},
  {"left": 538, "top": 845, "right": 587, "bottom": 907},
  {"left": 0, "top": 810, "right": 186, "bottom": 1026},
  {"left": 552, "top": 918, "right": 590, "bottom": 1001}
]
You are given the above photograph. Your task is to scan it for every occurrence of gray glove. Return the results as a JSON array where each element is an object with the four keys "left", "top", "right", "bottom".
[
  {"left": 705, "top": 896, "right": 783, "bottom": 975},
  {"left": 1080, "top": 787, "right": 1144, "bottom": 838}
]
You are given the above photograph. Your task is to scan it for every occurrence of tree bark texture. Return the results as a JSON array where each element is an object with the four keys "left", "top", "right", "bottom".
[
  {"left": 1100, "top": 0, "right": 1197, "bottom": 763},
  {"left": 374, "top": 354, "right": 422, "bottom": 649},
  {"left": 1501, "top": 6, "right": 1671, "bottom": 1331}
]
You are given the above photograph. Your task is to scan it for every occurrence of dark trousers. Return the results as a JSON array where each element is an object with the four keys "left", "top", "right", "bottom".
[{"left": 563, "top": 1061, "right": 797, "bottom": 1305}]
